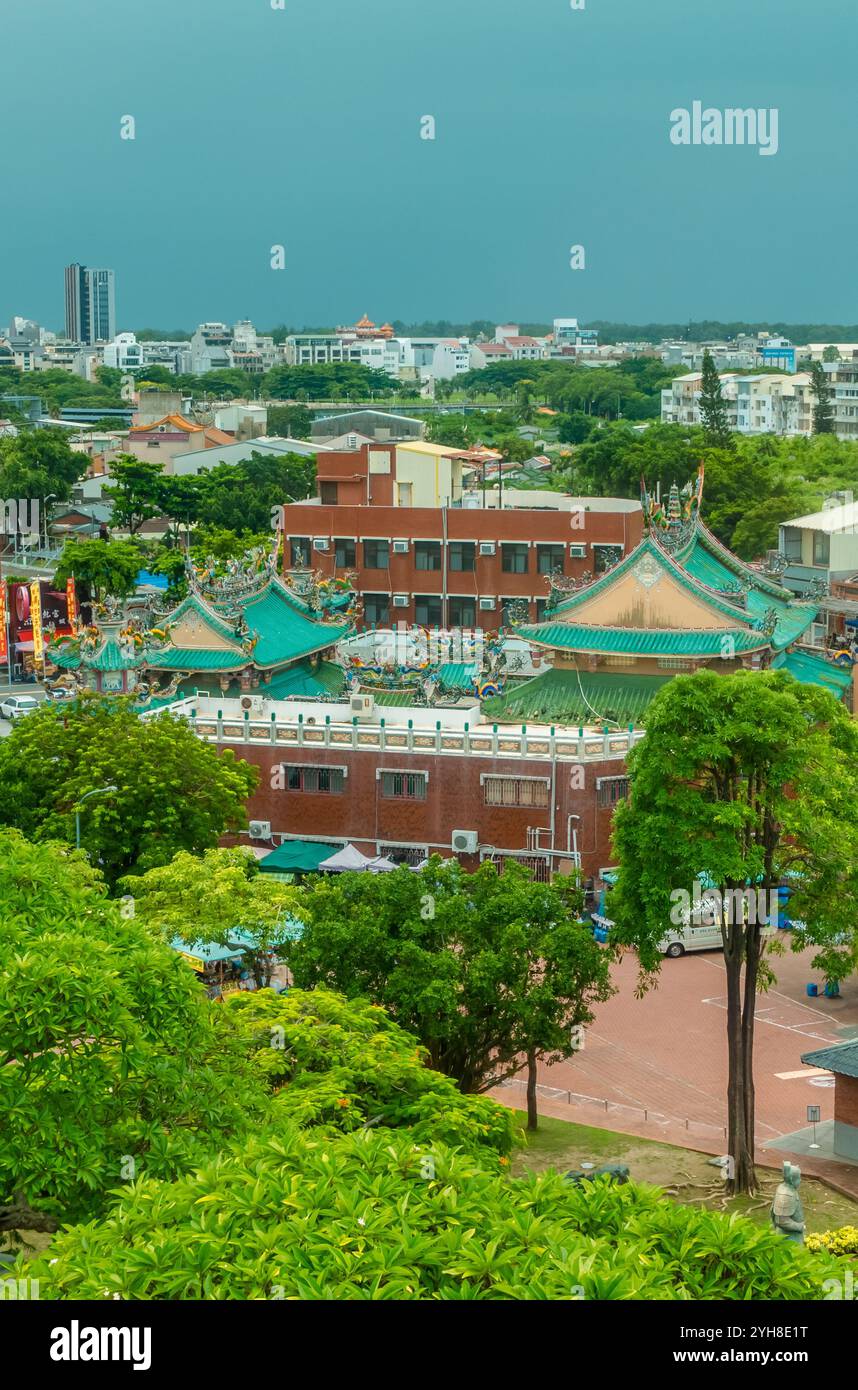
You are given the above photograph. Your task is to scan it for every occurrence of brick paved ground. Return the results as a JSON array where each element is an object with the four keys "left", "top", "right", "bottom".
[{"left": 518, "top": 941, "right": 858, "bottom": 1192}]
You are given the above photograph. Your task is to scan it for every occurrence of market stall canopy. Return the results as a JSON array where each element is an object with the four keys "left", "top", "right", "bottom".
[
  {"left": 170, "top": 937, "right": 244, "bottom": 971},
  {"left": 318, "top": 843, "right": 374, "bottom": 873},
  {"left": 366, "top": 856, "right": 399, "bottom": 873},
  {"left": 258, "top": 840, "right": 342, "bottom": 874}
]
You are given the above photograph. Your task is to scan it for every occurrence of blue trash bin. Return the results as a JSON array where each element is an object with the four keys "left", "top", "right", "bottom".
[{"left": 806, "top": 983, "right": 818, "bottom": 998}]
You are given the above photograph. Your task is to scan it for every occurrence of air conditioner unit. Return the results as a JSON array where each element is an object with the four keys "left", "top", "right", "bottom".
[
  {"left": 479, "top": 541, "right": 496, "bottom": 556},
  {"left": 350, "top": 693, "right": 375, "bottom": 720},
  {"left": 479, "top": 597, "right": 496, "bottom": 611},
  {"left": 452, "top": 830, "right": 479, "bottom": 854},
  {"left": 392, "top": 594, "right": 410, "bottom": 608},
  {"left": 249, "top": 820, "right": 272, "bottom": 841},
  {"left": 569, "top": 544, "right": 587, "bottom": 558},
  {"left": 240, "top": 695, "right": 266, "bottom": 715},
  {"left": 313, "top": 538, "right": 330, "bottom": 551},
  {"left": 392, "top": 540, "right": 410, "bottom": 554}
]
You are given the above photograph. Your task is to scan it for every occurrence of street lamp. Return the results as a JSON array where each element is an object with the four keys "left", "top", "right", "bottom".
[
  {"left": 74, "top": 784, "right": 118, "bottom": 850},
  {"left": 42, "top": 494, "right": 57, "bottom": 552}
]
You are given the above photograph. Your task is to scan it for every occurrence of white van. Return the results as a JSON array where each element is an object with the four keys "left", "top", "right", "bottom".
[{"left": 658, "top": 923, "right": 724, "bottom": 958}]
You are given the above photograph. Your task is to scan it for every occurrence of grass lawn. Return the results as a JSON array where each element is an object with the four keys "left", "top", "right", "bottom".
[{"left": 510, "top": 1110, "right": 858, "bottom": 1234}]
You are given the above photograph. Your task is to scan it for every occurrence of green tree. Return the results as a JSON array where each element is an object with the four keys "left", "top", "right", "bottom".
[
  {"left": 0, "top": 697, "right": 258, "bottom": 885},
  {"left": 0, "top": 830, "right": 263, "bottom": 1232},
  {"left": 266, "top": 404, "right": 313, "bottom": 439},
  {"left": 822, "top": 346, "right": 841, "bottom": 363},
  {"left": 103, "top": 455, "right": 166, "bottom": 534},
  {"left": 0, "top": 428, "right": 84, "bottom": 508},
  {"left": 125, "top": 848, "right": 302, "bottom": 989},
  {"left": 698, "top": 349, "right": 733, "bottom": 448},
  {"left": 810, "top": 361, "right": 836, "bottom": 434},
  {"left": 53, "top": 537, "right": 143, "bottom": 601},
  {"left": 286, "top": 859, "right": 613, "bottom": 1124},
  {"left": 610, "top": 671, "right": 858, "bottom": 1196}
]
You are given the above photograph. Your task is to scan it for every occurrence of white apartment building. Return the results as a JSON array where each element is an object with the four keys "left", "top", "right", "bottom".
[
  {"left": 102, "top": 332, "right": 145, "bottom": 372},
  {"left": 779, "top": 494, "right": 858, "bottom": 595},
  {"left": 661, "top": 371, "right": 813, "bottom": 436},
  {"left": 431, "top": 340, "right": 472, "bottom": 380}
]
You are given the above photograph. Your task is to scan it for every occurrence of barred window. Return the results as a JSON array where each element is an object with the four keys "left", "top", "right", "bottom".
[
  {"left": 483, "top": 776, "right": 549, "bottom": 808},
  {"left": 284, "top": 765, "right": 344, "bottom": 794},
  {"left": 380, "top": 771, "right": 428, "bottom": 800},
  {"left": 597, "top": 777, "right": 629, "bottom": 808}
]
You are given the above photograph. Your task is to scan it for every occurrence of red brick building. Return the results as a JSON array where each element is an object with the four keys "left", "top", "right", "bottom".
[
  {"left": 167, "top": 695, "right": 634, "bottom": 884},
  {"left": 280, "top": 444, "right": 642, "bottom": 628}
]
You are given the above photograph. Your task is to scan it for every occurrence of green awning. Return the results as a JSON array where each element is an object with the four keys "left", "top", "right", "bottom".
[{"left": 258, "top": 840, "right": 340, "bottom": 873}]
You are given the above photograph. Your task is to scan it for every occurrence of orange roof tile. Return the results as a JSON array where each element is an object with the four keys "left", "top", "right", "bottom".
[
  {"left": 129, "top": 413, "right": 202, "bottom": 435},
  {"left": 204, "top": 428, "right": 235, "bottom": 446}
]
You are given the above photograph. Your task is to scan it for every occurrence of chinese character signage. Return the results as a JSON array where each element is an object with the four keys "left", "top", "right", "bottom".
[{"left": 30, "top": 580, "right": 43, "bottom": 667}]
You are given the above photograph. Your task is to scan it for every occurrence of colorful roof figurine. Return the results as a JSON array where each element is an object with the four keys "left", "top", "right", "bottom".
[{"left": 144, "top": 543, "right": 353, "bottom": 677}]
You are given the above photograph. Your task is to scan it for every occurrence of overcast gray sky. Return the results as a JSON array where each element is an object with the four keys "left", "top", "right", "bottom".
[{"left": 2, "top": 0, "right": 855, "bottom": 330}]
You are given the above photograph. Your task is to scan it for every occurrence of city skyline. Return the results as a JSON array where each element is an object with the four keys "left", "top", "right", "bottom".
[{"left": 3, "top": 0, "right": 857, "bottom": 330}]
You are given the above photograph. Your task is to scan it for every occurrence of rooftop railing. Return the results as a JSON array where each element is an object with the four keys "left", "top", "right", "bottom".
[{"left": 150, "top": 699, "right": 644, "bottom": 763}]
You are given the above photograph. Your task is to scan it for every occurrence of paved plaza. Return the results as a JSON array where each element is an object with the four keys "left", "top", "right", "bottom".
[{"left": 535, "top": 942, "right": 858, "bottom": 1147}]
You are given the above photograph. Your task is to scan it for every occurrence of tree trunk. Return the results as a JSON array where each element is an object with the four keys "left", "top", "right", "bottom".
[
  {"left": 724, "top": 929, "right": 757, "bottom": 1196},
  {"left": 526, "top": 1048, "right": 539, "bottom": 1131},
  {"left": 0, "top": 1198, "right": 58, "bottom": 1234}
]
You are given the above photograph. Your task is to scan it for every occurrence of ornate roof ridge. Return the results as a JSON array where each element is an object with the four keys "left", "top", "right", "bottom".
[
  {"left": 552, "top": 534, "right": 755, "bottom": 629},
  {"left": 695, "top": 520, "right": 803, "bottom": 602}
]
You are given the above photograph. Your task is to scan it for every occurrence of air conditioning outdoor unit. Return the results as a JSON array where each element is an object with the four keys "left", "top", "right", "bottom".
[
  {"left": 452, "top": 830, "right": 479, "bottom": 854},
  {"left": 350, "top": 693, "right": 375, "bottom": 720},
  {"left": 569, "top": 544, "right": 587, "bottom": 558},
  {"left": 392, "top": 539, "right": 410, "bottom": 554},
  {"left": 240, "top": 695, "right": 266, "bottom": 715},
  {"left": 313, "top": 538, "right": 330, "bottom": 551},
  {"left": 249, "top": 820, "right": 273, "bottom": 841},
  {"left": 478, "top": 541, "right": 496, "bottom": 556},
  {"left": 392, "top": 594, "right": 410, "bottom": 607},
  {"left": 478, "top": 597, "right": 496, "bottom": 611}
]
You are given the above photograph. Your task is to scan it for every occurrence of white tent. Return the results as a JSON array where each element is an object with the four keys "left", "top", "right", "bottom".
[
  {"left": 367, "top": 856, "right": 399, "bottom": 873},
  {"left": 318, "top": 843, "right": 374, "bottom": 873}
]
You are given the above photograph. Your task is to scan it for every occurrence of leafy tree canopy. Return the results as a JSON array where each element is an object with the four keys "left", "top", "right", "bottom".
[
  {"left": 53, "top": 537, "right": 143, "bottom": 601},
  {"left": 286, "top": 859, "right": 613, "bottom": 1102},
  {"left": 0, "top": 697, "right": 258, "bottom": 885}
]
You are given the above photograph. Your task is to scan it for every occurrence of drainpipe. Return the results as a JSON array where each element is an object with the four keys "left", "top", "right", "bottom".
[{"left": 441, "top": 505, "right": 448, "bottom": 628}]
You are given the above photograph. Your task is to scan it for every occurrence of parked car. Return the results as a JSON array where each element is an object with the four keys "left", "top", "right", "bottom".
[
  {"left": 0, "top": 694, "right": 40, "bottom": 720},
  {"left": 46, "top": 686, "right": 78, "bottom": 702}
]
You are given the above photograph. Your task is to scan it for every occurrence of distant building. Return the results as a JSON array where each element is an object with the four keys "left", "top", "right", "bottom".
[
  {"left": 779, "top": 495, "right": 858, "bottom": 596},
  {"left": 661, "top": 370, "right": 813, "bottom": 436},
  {"left": 310, "top": 410, "right": 426, "bottom": 445},
  {"left": 103, "top": 332, "right": 145, "bottom": 372},
  {"left": 64, "top": 263, "right": 116, "bottom": 344}
]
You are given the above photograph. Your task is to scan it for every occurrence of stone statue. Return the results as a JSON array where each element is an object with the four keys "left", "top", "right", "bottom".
[{"left": 770, "top": 1162, "right": 806, "bottom": 1244}]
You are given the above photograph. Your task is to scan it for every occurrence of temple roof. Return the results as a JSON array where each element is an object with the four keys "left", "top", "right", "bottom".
[
  {"left": 520, "top": 622, "right": 768, "bottom": 658},
  {"left": 146, "top": 576, "right": 351, "bottom": 674},
  {"left": 523, "top": 528, "right": 817, "bottom": 657},
  {"left": 484, "top": 668, "right": 672, "bottom": 725}
]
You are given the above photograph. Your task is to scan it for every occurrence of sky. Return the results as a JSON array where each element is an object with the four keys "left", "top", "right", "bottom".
[{"left": 2, "top": 0, "right": 857, "bottom": 332}]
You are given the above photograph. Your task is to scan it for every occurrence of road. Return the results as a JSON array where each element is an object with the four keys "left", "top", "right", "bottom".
[{"left": 0, "top": 683, "right": 48, "bottom": 737}]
